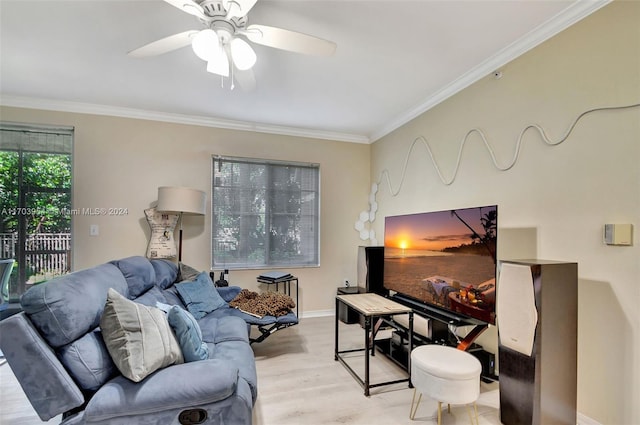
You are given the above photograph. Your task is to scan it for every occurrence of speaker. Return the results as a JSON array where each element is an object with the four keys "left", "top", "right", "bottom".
[
  {"left": 497, "top": 263, "right": 538, "bottom": 356},
  {"left": 497, "top": 260, "right": 577, "bottom": 425},
  {"left": 357, "top": 246, "right": 387, "bottom": 296}
]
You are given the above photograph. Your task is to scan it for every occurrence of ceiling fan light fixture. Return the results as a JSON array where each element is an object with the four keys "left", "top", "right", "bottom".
[
  {"left": 130, "top": 0, "right": 337, "bottom": 88},
  {"left": 230, "top": 37, "right": 256, "bottom": 70},
  {"left": 207, "top": 51, "right": 230, "bottom": 77},
  {"left": 192, "top": 29, "right": 219, "bottom": 61}
]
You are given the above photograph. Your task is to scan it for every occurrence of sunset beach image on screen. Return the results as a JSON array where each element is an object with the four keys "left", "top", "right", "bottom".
[{"left": 383, "top": 205, "right": 497, "bottom": 324}]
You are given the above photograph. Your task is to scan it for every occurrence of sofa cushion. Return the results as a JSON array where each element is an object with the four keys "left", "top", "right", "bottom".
[
  {"left": 206, "top": 339, "right": 258, "bottom": 403},
  {"left": 57, "top": 329, "right": 117, "bottom": 392},
  {"left": 216, "top": 286, "right": 242, "bottom": 303},
  {"left": 109, "top": 256, "right": 156, "bottom": 298},
  {"left": 21, "top": 263, "right": 128, "bottom": 348},
  {"left": 175, "top": 272, "right": 227, "bottom": 320},
  {"left": 198, "top": 313, "right": 250, "bottom": 344},
  {"left": 168, "top": 305, "right": 209, "bottom": 362},
  {"left": 151, "top": 259, "right": 178, "bottom": 289},
  {"left": 84, "top": 360, "right": 241, "bottom": 423},
  {"left": 134, "top": 285, "right": 167, "bottom": 307},
  {"left": 161, "top": 286, "right": 186, "bottom": 306},
  {"left": 0, "top": 313, "right": 85, "bottom": 421},
  {"left": 100, "top": 289, "right": 183, "bottom": 382}
]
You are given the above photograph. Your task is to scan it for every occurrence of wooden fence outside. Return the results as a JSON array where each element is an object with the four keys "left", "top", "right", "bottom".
[{"left": 0, "top": 232, "right": 71, "bottom": 279}]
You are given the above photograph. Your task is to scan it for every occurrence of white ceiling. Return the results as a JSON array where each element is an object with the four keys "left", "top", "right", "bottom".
[{"left": 0, "top": 0, "right": 607, "bottom": 143}]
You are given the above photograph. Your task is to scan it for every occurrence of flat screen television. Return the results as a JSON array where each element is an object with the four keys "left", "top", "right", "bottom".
[{"left": 383, "top": 205, "right": 497, "bottom": 325}]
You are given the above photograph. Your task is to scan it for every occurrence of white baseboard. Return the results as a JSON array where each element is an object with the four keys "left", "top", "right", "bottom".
[
  {"left": 577, "top": 412, "right": 602, "bottom": 425},
  {"left": 300, "top": 309, "right": 333, "bottom": 319}
]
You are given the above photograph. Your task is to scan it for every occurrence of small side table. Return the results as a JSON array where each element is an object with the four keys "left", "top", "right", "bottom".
[
  {"left": 335, "top": 293, "right": 414, "bottom": 396},
  {"left": 257, "top": 276, "right": 299, "bottom": 317},
  {"left": 336, "top": 286, "right": 366, "bottom": 324}
]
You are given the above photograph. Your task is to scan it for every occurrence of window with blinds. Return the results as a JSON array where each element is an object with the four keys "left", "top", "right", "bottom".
[{"left": 212, "top": 156, "right": 320, "bottom": 269}]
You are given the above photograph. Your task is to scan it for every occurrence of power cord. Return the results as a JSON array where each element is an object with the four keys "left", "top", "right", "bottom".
[
  {"left": 356, "top": 102, "right": 639, "bottom": 244},
  {"left": 377, "top": 103, "right": 640, "bottom": 193}
]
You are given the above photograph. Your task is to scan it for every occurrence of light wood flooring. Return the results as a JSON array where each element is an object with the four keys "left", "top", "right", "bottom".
[{"left": 0, "top": 316, "right": 501, "bottom": 424}]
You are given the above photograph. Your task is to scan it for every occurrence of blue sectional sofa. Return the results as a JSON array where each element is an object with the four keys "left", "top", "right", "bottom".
[{"left": 0, "top": 256, "right": 257, "bottom": 425}]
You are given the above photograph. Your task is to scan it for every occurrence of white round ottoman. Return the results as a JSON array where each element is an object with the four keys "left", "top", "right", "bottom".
[{"left": 410, "top": 345, "right": 482, "bottom": 424}]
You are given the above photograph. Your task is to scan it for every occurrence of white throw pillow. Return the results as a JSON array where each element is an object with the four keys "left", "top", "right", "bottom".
[{"left": 100, "top": 288, "right": 183, "bottom": 382}]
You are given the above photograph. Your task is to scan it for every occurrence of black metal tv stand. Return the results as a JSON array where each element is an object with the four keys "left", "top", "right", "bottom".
[{"left": 373, "top": 294, "right": 498, "bottom": 382}]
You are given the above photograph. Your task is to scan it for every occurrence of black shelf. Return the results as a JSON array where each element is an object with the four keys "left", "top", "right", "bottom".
[
  {"left": 374, "top": 320, "right": 498, "bottom": 383},
  {"left": 390, "top": 293, "right": 485, "bottom": 327},
  {"left": 374, "top": 337, "right": 408, "bottom": 370}
]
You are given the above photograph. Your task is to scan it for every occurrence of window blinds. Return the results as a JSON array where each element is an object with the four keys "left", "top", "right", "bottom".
[{"left": 212, "top": 155, "right": 320, "bottom": 269}]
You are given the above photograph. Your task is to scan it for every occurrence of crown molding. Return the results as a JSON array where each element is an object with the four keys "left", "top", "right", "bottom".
[
  {"left": 0, "top": 95, "right": 370, "bottom": 144},
  {"left": 1, "top": 1, "right": 609, "bottom": 146},
  {"left": 369, "top": 0, "right": 612, "bottom": 142}
]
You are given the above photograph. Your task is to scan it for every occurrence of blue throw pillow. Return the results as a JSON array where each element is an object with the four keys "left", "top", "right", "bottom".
[
  {"left": 175, "top": 272, "right": 227, "bottom": 319},
  {"left": 167, "top": 305, "right": 209, "bottom": 362}
]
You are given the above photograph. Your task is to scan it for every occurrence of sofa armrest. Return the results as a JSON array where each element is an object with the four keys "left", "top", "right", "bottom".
[
  {"left": 85, "top": 359, "right": 240, "bottom": 422},
  {"left": 0, "top": 313, "right": 84, "bottom": 421},
  {"left": 216, "top": 286, "right": 242, "bottom": 302}
]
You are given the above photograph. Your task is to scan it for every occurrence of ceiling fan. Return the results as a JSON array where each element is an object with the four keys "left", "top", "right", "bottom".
[{"left": 128, "top": 0, "right": 337, "bottom": 88}]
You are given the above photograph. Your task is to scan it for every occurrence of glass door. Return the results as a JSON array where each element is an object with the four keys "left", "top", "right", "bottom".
[{"left": 0, "top": 123, "right": 73, "bottom": 299}]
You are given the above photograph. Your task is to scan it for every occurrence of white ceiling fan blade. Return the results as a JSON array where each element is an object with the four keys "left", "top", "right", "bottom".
[
  {"left": 223, "top": 0, "right": 258, "bottom": 18},
  {"left": 163, "top": 0, "right": 207, "bottom": 20},
  {"left": 244, "top": 25, "right": 336, "bottom": 56},
  {"left": 128, "top": 30, "right": 199, "bottom": 57}
]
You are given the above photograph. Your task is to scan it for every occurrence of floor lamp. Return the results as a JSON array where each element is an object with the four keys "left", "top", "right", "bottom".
[{"left": 157, "top": 186, "right": 206, "bottom": 262}]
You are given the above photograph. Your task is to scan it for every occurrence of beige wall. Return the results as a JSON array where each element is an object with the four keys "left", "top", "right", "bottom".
[
  {"left": 0, "top": 106, "right": 371, "bottom": 314},
  {"left": 371, "top": 2, "right": 639, "bottom": 424},
  {"left": 2, "top": 1, "right": 638, "bottom": 423}
]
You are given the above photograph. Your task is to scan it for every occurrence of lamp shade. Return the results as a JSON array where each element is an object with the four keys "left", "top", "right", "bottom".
[
  {"left": 207, "top": 50, "right": 230, "bottom": 77},
  {"left": 157, "top": 187, "right": 206, "bottom": 215},
  {"left": 231, "top": 38, "right": 256, "bottom": 70},
  {"left": 192, "top": 29, "right": 219, "bottom": 61}
]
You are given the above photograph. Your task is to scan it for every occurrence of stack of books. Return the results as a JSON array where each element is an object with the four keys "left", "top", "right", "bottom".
[{"left": 257, "top": 271, "right": 294, "bottom": 284}]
